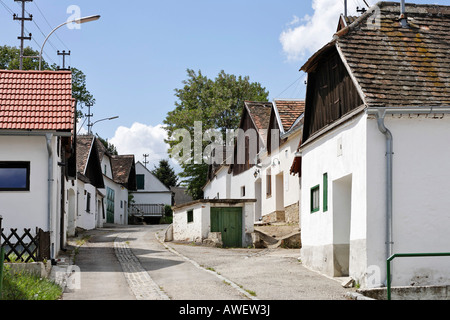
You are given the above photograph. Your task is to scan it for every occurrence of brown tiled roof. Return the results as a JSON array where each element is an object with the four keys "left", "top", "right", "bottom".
[
  {"left": 0, "top": 70, "right": 75, "bottom": 131},
  {"left": 274, "top": 100, "right": 305, "bottom": 132},
  {"left": 111, "top": 154, "right": 137, "bottom": 190},
  {"left": 76, "top": 135, "right": 94, "bottom": 174},
  {"left": 304, "top": 2, "right": 450, "bottom": 108},
  {"left": 245, "top": 101, "right": 272, "bottom": 145},
  {"left": 245, "top": 101, "right": 272, "bottom": 131}
]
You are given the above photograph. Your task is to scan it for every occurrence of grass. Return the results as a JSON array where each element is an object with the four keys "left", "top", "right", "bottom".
[{"left": 1, "top": 265, "right": 62, "bottom": 300}]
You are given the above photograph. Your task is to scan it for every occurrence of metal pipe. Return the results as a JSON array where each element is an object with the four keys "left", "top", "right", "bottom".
[
  {"left": 387, "top": 252, "right": 450, "bottom": 300},
  {"left": 372, "top": 108, "right": 394, "bottom": 285},
  {"left": 46, "top": 134, "right": 55, "bottom": 260},
  {"left": 400, "top": 0, "right": 408, "bottom": 28}
]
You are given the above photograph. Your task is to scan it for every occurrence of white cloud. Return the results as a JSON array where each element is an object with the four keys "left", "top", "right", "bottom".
[
  {"left": 279, "top": 0, "right": 343, "bottom": 62},
  {"left": 109, "top": 122, "right": 181, "bottom": 173}
]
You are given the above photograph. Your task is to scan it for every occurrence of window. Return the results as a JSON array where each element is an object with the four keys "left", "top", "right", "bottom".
[
  {"left": 241, "top": 186, "right": 246, "bottom": 197},
  {"left": 266, "top": 168, "right": 272, "bottom": 198},
  {"left": 136, "top": 174, "right": 145, "bottom": 190},
  {"left": 311, "top": 185, "right": 320, "bottom": 213},
  {"left": 187, "top": 210, "right": 194, "bottom": 223},
  {"left": 86, "top": 192, "right": 91, "bottom": 212},
  {"left": 323, "top": 173, "right": 328, "bottom": 212},
  {"left": 0, "top": 162, "right": 30, "bottom": 191}
]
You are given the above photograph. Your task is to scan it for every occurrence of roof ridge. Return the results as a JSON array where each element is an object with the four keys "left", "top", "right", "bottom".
[{"left": 0, "top": 69, "right": 71, "bottom": 74}]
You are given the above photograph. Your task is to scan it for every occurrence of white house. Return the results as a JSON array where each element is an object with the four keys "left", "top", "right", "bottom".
[
  {"left": 0, "top": 70, "right": 77, "bottom": 262},
  {"left": 71, "top": 135, "right": 105, "bottom": 232},
  {"left": 203, "top": 100, "right": 304, "bottom": 225},
  {"left": 257, "top": 99, "right": 304, "bottom": 224},
  {"left": 172, "top": 199, "right": 256, "bottom": 248},
  {"left": 294, "top": 2, "right": 450, "bottom": 289},
  {"left": 130, "top": 161, "right": 172, "bottom": 219},
  {"left": 96, "top": 139, "right": 136, "bottom": 225}
]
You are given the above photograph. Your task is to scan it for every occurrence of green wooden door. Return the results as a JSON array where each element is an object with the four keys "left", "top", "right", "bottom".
[
  {"left": 211, "top": 207, "right": 242, "bottom": 248},
  {"left": 106, "top": 187, "right": 115, "bottom": 223}
]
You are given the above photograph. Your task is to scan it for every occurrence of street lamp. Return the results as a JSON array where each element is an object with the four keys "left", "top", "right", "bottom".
[
  {"left": 88, "top": 116, "right": 119, "bottom": 135},
  {"left": 39, "top": 15, "right": 101, "bottom": 70}
]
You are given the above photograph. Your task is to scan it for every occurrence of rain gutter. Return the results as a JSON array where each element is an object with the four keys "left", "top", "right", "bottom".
[{"left": 366, "top": 106, "right": 450, "bottom": 284}]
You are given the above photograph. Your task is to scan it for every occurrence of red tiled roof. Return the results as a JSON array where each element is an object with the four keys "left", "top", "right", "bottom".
[
  {"left": 274, "top": 99, "right": 305, "bottom": 132},
  {"left": 0, "top": 70, "right": 75, "bottom": 131}
]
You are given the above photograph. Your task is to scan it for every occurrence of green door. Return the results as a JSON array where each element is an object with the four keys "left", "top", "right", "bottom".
[
  {"left": 211, "top": 207, "right": 242, "bottom": 248},
  {"left": 106, "top": 187, "right": 115, "bottom": 223}
]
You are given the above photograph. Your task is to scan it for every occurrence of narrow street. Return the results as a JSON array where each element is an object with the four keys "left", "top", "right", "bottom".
[{"left": 59, "top": 224, "right": 354, "bottom": 301}]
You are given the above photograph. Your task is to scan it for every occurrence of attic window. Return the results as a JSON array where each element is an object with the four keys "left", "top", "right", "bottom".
[
  {"left": 0, "top": 162, "right": 30, "bottom": 191},
  {"left": 136, "top": 174, "right": 145, "bottom": 190}
]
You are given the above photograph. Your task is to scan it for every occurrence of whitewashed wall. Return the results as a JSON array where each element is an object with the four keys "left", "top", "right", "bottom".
[
  {"left": 300, "top": 114, "right": 368, "bottom": 283},
  {"left": 366, "top": 114, "right": 450, "bottom": 288},
  {"left": 173, "top": 201, "right": 255, "bottom": 247},
  {"left": 203, "top": 166, "right": 231, "bottom": 200},
  {"left": 260, "top": 132, "right": 302, "bottom": 218},
  {"left": 0, "top": 135, "right": 65, "bottom": 258}
]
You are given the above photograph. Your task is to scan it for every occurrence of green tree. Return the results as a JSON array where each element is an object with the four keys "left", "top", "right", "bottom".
[
  {"left": 163, "top": 69, "right": 269, "bottom": 200},
  {"left": 96, "top": 134, "right": 118, "bottom": 155},
  {"left": 0, "top": 45, "right": 95, "bottom": 119},
  {"left": 152, "top": 159, "right": 178, "bottom": 189}
]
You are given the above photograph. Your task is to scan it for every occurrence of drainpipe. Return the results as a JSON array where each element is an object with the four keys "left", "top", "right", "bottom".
[
  {"left": 399, "top": 0, "right": 408, "bottom": 28},
  {"left": 45, "top": 133, "right": 55, "bottom": 261},
  {"left": 373, "top": 109, "right": 394, "bottom": 284}
]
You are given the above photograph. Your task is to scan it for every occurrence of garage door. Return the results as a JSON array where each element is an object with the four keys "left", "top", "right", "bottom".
[{"left": 210, "top": 207, "right": 242, "bottom": 248}]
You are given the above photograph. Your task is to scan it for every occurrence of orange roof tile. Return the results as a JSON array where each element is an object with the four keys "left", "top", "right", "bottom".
[
  {"left": 0, "top": 70, "right": 75, "bottom": 131},
  {"left": 274, "top": 99, "right": 305, "bottom": 132}
]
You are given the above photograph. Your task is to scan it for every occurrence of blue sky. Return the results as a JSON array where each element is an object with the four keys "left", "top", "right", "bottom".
[{"left": 1, "top": 0, "right": 449, "bottom": 169}]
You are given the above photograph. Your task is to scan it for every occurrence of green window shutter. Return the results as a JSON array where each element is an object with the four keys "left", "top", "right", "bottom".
[
  {"left": 136, "top": 174, "right": 145, "bottom": 190},
  {"left": 323, "top": 173, "right": 328, "bottom": 212}
]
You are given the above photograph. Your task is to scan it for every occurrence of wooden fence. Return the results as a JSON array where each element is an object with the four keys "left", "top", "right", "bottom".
[{"left": 0, "top": 227, "right": 50, "bottom": 263}]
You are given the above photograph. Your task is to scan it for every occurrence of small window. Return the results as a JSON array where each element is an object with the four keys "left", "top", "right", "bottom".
[
  {"left": 241, "top": 186, "right": 246, "bottom": 197},
  {"left": 266, "top": 168, "right": 272, "bottom": 198},
  {"left": 323, "top": 173, "right": 328, "bottom": 212},
  {"left": 0, "top": 162, "right": 30, "bottom": 191},
  {"left": 311, "top": 185, "right": 320, "bottom": 213},
  {"left": 187, "top": 210, "right": 194, "bottom": 223},
  {"left": 86, "top": 192, "right": 91, "bottom": 212},
  {"left": 136, "top": 174, "right": 145, "bottom": 190}
]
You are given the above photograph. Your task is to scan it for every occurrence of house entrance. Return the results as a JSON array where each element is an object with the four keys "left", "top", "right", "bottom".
[
  {"left": 210, "top": 207, "right": 243, "bottom": 248},
  {"left": 254, "top": 179, "right": 262, "bottom": 221},
  {"left": 332, "top": 174, "right": 352, "bottom": 277}
]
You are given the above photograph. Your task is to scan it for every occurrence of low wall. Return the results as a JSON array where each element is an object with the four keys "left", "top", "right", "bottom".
[
  {"left": 359, "top": 285, "right": 450, "bottom": 300},
  {"left": 5, "top": 262, "right": 50, "bottom": 278}
]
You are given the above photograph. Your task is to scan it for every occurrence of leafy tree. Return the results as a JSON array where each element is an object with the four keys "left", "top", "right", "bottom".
[
  {"left": 163, "top": 69, "right": 269, "bottom": 199},
  {"left": 152, "top": 159, "right": 178, "bottom": 189},
  {"left": 96, "top": 134, "right": 118, "bottom": 155},
  {"left": 0, "top": 45, "right": 95, "bottom": 119}
]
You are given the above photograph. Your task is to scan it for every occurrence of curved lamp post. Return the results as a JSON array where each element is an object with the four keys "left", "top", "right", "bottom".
[
  {"left": 88, "top": 116, "right": 119, "bottom": 135},
  {"left": 39, "top": 15, "right": 101, "bottom": 70}
]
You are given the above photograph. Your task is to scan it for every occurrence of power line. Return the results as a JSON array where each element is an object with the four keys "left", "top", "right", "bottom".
[{"left": 33, "top": 0, "right": 69, "bottom": 50}]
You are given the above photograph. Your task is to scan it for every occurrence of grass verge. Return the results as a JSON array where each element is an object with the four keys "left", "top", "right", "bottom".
[{"left": 1, "top": 265, "right": 62, "bottom": 300}]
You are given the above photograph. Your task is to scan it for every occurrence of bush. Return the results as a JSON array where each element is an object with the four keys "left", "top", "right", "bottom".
[{"left": 1, "top": 265, "right": 62, "bottom": 300}]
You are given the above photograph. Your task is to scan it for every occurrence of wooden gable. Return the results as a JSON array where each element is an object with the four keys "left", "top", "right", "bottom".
[{"left": 302, "top": 48, "right": 363, "bottom": 144}]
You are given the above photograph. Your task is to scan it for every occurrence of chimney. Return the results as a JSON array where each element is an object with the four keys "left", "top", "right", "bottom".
[{"left": 399, "top": 0, "right": 408, "bottom": 28}]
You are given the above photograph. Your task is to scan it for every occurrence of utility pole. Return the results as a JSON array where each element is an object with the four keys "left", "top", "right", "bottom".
[
  {"left": 143, "top": 154, "right": 149, "bottom": 168},
  {"left": 13, "top": 0, "right": 33, "bottom": 70},
  {"left": 85, "top": 102, "right": 94, "bottom": 135},
  {"left": 57, "top": 50, "right": 71, "bottom": 70}
]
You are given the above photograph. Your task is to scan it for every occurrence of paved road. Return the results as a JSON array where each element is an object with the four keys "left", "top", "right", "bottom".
[{"left": 58, "top": 224, "right": 354, "bottom": 301}]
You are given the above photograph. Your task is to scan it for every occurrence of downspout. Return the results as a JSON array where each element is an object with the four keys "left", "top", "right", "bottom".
[
  {"left": 46, "top": 133, "right": 55, "bottom": 261},
  {"left": 374, "top": 109, "right": 394, "bottom": 277}
]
